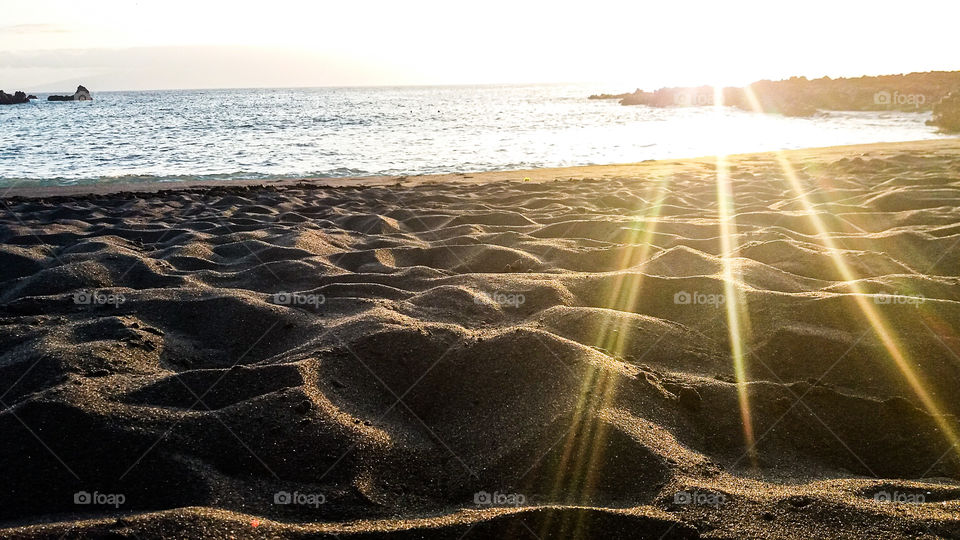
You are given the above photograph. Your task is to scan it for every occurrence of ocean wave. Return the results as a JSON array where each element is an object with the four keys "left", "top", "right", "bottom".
[{"left": 0, "top": 168, "right": 379, "bottom": 188}]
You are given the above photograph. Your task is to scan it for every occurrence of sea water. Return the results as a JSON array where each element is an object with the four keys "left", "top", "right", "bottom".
[{"left": 0, "top": 83, "right": 946, "bottom": 187}]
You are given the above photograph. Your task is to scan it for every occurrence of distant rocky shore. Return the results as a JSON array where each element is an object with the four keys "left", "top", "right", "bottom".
[
  {"left": 0, "top": 90, "right": 34, "bottom": 105},
  {"left": 591, "top": 71, "right": 960, "bottom": 131},
  {"left": 0, "top": 85, "right": 93, "bottom": 105}
]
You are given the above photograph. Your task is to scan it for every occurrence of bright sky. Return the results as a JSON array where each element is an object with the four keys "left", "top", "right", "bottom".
[{"left": 2, "top": 0, "right": 958, "bottom": 91}]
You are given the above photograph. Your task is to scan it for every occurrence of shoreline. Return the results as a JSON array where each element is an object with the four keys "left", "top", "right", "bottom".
[{"left": 4, "top": 138, "right": 959, "bottom": 199}]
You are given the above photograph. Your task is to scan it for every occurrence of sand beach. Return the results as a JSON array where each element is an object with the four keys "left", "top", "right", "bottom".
[{"left": 1, "top": 139, "right": 960, "bottom": 538}]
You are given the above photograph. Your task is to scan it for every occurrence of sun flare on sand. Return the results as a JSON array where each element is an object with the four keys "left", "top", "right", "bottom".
[
  {"left": 711, "top": 90, "right": 758, "bottom": 467},
  {"left": 734, "top": 85, "right": 960, "bottom": 457},
  {"left": 548, "top": 88, "right": 754, "bottom": 515},
  {"left": 539, "top": 84, "right": 959, "bottom": 536}
]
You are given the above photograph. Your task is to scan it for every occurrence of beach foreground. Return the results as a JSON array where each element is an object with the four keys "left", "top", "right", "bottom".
[{"left": 2, "top": 139, "right": 960, "bottom": 539}]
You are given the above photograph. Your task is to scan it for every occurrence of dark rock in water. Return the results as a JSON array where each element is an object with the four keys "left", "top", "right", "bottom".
[
  {"left": 75, "top": 85, "right": 92, "bottom": 101},
  {"left": 929, "top": 92, "right": 960, "bottom": 133},
  {"left": 27, "top": 95, "right": 37, "bottom": 100},
  {"left": 0, "top": 90, "right": 30, "bottom": 105},
  {"left": 48, "top": 85, "right": 93, "bottom": 102}
]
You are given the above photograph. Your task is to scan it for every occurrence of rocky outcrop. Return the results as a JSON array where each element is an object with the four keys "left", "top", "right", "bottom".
[
  {"left": 599, "top": 71, "right": 960, "bottom": 118},
  {"left": 48, "top": 85, "right": 93, "bottom": 102},
  {"left": 0, "top": 90, "right": 30, "bottom": 105},
  {"left": 929, "top": 92, "right": 960, "bottom": 132},
  {"left": 75, "top": 85, "right": 92, "bottom": 101},
  {"left": 604, "top": 84, "right": 820, "bottom": 117}
]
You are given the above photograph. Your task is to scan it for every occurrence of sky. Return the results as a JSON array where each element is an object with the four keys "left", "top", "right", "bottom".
[{"left": 2, "top": 0, "right": 959, "bottom": 92}]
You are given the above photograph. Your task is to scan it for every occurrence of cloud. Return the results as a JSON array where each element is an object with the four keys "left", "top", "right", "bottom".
[
  {"left": 0, "top": 46, "right": 407, "bottom": 91},
  {"left": 0, "top": 24, "right": 70, "bottom": 35},
  {"left": 0, "top": 49, "right": 109, "bottom": 69}
]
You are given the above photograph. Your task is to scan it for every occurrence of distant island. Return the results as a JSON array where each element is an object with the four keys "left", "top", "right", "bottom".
[
  {"left": 48, "top": 85, "right": 93, "bottom": 102},
  {"left": 591, "top": 71, "right": 960, "bottom": 132}
]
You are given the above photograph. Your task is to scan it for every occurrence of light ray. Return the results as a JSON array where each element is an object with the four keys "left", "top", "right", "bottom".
[
  {"left": 713, "top": 85, "right": 757, "bottom": 463},
  {"left": 740, "top": 85, "right": 960, "bottom": 454},
  {"left": 539, "top": 170, "right": 676, "bottom": 539}
]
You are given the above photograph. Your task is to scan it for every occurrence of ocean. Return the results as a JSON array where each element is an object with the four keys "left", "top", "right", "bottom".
[{"left": 0, "top": 83, "right": 947, "bottom": 187}]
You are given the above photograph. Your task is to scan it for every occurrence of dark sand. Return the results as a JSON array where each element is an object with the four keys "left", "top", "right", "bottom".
[{"left": 2, "top": 139, "right": 960, "bottom": 538}]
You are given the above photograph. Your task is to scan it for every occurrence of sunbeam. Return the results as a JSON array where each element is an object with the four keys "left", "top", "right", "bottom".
[
  {"left": 540, "top": 169, "right": 677, "bottom": 529},
  {"left": 741, "top": 85, "right": 960, "bottom": 455},
  {"left": 713, "top": 85, "right": 758, "bottom": 464}
]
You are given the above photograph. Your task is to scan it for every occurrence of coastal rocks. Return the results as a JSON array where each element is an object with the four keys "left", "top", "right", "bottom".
[
  {"left": 0, "top": 90, "right": 30, "bottom": 105},
  {"left": 610, "top": 85, "right": 819, "bottom": 116},
  {"left": 602, "top": 71, "right": 960, "bottom": 117},
  {"left": 48, "top": 85, "right": 93, "bottom": 102},
  {"left": 929, "top": 92, "right": 960, "bottom": 133},
  {"left": 0, "top": 87, "right": 92, "bottom": 104}
]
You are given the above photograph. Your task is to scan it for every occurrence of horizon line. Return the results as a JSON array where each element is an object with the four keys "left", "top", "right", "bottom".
[{"left": 17, "top": 67, "right": 960, "bottom": 95}]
